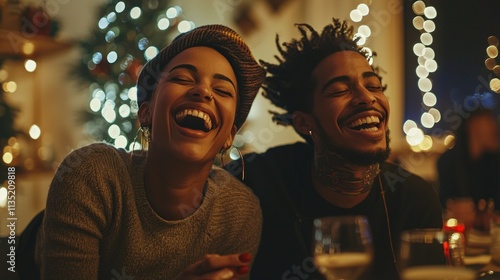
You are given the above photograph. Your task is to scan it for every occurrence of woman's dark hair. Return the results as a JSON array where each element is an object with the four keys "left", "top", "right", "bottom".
[{"left": 260, "top": 18, "right": 385, "bottom": 133}]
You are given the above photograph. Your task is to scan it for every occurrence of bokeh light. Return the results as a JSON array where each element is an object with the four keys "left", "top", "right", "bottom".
[
  {"left": 24, "top": 59, "right": 37, "bottom": 72},
  {"left": 29, "top": 124, "right": 41, "bottom": 140},
  {"left": 115, "top": 2, "right": 125, "bottom": 13},
  {"left": 406, "top": 1, "right": 440, "bottom": 150},
  {"left": 350, "top": 9, "right": 363, "bottom": 22},
  {"left": 403, "top": 119, "right": 418, "bottom": 134},
  {"left": 412, "top": 1, "right": 426, "bottom": 15},
  {"left": 423, "top": 92, "right": 437, "bottom": 107},
  {"left": 424, "top": 6, "right": 437, "bottom": 19},
  {"left": 177, "top": 20, "right": 194, "bottom": 33},
  {"left": 130, "top": 7, "right": 142, "bottom": 19}
]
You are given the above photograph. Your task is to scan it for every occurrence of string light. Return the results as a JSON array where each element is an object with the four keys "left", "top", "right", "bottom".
[
  {"left": 3, "top": 81, "right": 17, "bottom": 93},
  {"left": 406, "top": 0, "right": 439, "bottom": 151},
  {"left": 348, "top": 3, "right": 374, "bottom": 64},
  {"left": 0, "top": 187, "right": 7, "bottom": 208},
  {"left": 157, "top": 18, "right": 170, "bottom": 30},
  {"left": 485, "top": 35, "right": 500, "bottom": 93},
  {"left": 177, "top": 20, "right": 194, "bottom": 33},
  {"left": 166, "top": 6, "right": 181, "bottom": 18},
  {"left": 115, "top": 2, "right": 125, "bottom": 13},
  {"left": 22, "top": 42, "right": 35, "bottom": 55},
  {"left": 29, "top": 124, "right": 41, "bottom": 140},
  {"left": 2, "top": 153, "right": 13, "bottom": 165},
  {"left": 129, "top": 7, "right": 142, "bottom": 19}
]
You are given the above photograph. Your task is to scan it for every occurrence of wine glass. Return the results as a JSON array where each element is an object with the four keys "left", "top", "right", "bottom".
[
  {"left": 399, "top": 228, "right": 476, "bottom": 280},
  {"left": 312, "top": 215, "right": 373, "bottom": 280}
]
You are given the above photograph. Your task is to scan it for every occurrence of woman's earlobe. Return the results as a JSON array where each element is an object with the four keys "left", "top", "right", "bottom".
[
  {"left": 223, "top": 125, "right": 238, "bottom": 150},
  {"left": 138, "top": 102, "right": 152, "bottom": 124}
]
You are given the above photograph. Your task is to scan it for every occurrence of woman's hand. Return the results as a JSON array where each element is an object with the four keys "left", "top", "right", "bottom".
[{"left": 173, "top": 253, "right": 252, "bottom": 280}]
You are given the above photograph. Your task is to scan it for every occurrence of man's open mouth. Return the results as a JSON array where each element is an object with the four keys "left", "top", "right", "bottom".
[
  {"left": 347, "top": 116, "right": 380, "bottom": 132},
  {"left": 175, "top": 109, "right": 214, "bottom": 132}
]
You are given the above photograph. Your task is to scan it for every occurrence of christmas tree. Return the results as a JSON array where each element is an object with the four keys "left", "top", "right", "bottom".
[{"left": 75, "top": 0, "right": 193, "bottom": 149}]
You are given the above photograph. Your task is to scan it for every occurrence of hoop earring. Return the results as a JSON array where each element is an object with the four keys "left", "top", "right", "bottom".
[
  {"left": 131, "top": 124, "right": 151, "bottom": 157},
  {"left": 141, "top": 125, "right": 151, "bottom": 143},
  {"left": 220, "top": 146, "right": 245, "bottom": 181}
]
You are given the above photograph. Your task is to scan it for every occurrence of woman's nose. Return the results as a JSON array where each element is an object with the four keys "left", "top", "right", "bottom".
[{"left": 188, "top": 84, "right": 213, "bottom": 101}]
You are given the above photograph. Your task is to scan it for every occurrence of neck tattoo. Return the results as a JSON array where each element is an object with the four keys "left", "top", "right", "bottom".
[{"left": 313, "top": 148, "right": 380, "bottom": 196}]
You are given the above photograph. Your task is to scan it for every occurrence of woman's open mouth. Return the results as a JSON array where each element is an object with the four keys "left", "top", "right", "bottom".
[{"left": 174, "top": 109, "right": 214, "bottom": 132}]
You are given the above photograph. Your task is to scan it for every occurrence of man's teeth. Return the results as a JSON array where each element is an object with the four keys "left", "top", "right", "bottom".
[
  {"left": 175, "top": 109, "right": 213, "bottom": 130},
  {"left": 359, "top": 127, "right": 378, "bottom": 132},
  {"left": 348, "top": 116, "right": 380, "bottom": 131}
]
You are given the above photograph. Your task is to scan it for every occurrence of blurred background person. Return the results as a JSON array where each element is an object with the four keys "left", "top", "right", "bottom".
[{"left": 437, "top": 108, "right": 500, "bottom": 230}]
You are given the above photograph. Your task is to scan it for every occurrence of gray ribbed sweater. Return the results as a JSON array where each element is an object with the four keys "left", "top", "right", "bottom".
[{"left": 35, "top": 143, "right": 262, "bottom": 279}]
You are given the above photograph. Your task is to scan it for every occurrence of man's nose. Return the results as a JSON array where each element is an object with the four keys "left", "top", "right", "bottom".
[{"left": 351, "top": 87, "right": 376, "bottom": 106}]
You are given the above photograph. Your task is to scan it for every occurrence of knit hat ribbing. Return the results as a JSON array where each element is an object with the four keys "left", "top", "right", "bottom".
[{"left": 136, "top": 24, "right": 266, "bottom": 130}]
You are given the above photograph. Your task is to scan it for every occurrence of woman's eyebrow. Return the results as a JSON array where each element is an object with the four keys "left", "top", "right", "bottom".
[
  {"left": 214, "top": 73, "right": 236, "bottom": 90},
  {"left": 169, "top": 64, "right": 236, "bottom": 90},
  {"left": 169, "top": 64, "right": 197, "bottom": 73}
]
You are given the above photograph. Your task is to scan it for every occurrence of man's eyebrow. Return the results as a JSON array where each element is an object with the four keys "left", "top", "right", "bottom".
[
  {"left": 169, "top": 64, "right": 236, "bottom": 90},
  {"left": 362, "top": 71, "right": 380, "bottom": 79},
  {"left": 321, "top": 75, "right": 349, "bottom": 92},
  {"left": 321, "top": 71, "right": 379, "bottom": 92}
]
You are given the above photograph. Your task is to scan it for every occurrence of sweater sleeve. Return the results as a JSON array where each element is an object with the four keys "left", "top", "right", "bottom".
[
  {"left": 211, "top": 169, "right": 263, "bottom": 280},
  {"left": 229, "top": 204, "right": 262, "bottom": 280},
  {"left": 37, "top": 144, "right": 123, "bottom": 279}
]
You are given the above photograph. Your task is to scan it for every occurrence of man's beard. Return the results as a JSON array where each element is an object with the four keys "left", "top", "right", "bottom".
[
  {"left": 333, "top": 132, "right": 391, "bottom": 166},
  {"left": 315, "top": 121, "right": 391, "bottom": 166}
]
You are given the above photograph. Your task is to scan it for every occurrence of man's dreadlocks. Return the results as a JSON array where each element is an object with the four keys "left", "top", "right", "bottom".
[{"left": 260, "top": 18, "right": 385, "bottom": 137}]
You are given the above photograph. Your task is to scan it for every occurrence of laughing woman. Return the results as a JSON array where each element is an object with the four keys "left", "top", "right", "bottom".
[{"left": 27, "top": 25, "right": 265, "bottom": 280}]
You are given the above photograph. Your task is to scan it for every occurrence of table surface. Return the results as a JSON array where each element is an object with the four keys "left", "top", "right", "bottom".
[{"left": 464, "top": 229, "right": 498, "bottom": 273}]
